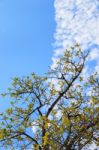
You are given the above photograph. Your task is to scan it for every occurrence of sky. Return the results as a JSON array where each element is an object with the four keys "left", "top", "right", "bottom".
[
  {"left": 0, "top": 0, "right": 55, "bottom": 86},
  {"left": 0, "top": 0, "right": 55, "bottom": 110},
  {"left": 52, "top": 0, "right": 99, "bottom": 74},
  {"left": 0, "top": 0, "right": 99, "bottom": 149},
  {"left": 0, "top": 0, "right": 99, "bottom": 110},
  {"left": 53, "top": 1, "right": 99, "bottom": 149}
]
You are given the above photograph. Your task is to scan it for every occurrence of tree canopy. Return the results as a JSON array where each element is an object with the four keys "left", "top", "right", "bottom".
[{"left": 0, "top": 45, "right": 99, "bottom": 150}]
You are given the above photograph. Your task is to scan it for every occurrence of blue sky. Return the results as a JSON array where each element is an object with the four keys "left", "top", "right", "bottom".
[
  {"left": 0, "top": 0, "right": 99, "bottom": 114},
  {"left": 0, "top": 1, "right": 99, "bottom": 149},
  {"left": 0, "top": 0, "right": 55, "bottom": 111}
]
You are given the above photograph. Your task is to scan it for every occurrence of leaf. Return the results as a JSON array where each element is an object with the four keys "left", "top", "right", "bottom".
[
  {"left": 79, "top": 76, "right": 83, "bottom": 81},
  {"left": 1, "top": 93, "right": 7, "bottom": 97}
]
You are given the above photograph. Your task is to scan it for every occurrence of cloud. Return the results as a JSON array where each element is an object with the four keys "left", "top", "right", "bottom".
[
  {"left": 89, "top": 48, "right": 99, "bottom": 60},
  {"left": 32, "top": 121, "right": 39, "bottom": 134},
  {"left": 52, "top": 0, "right": 99, "bottom": 72},
  {"left": 52, "top": 0, "right": 99, "bottom": 149},
  {"left": 82, "top": 142, "right": 99, "bottom": 150}
]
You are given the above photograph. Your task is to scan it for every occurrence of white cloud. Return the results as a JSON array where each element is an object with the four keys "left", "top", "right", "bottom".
[
  {"left": 52, "top": 0, "right": 99, "bottom": 149},
  {"left": 51, "top": 57, "right": 59, "bottom": 70},
  {"left": 32, "top": 125, "right": 38, "bottom": 133},
  {"left": 89, "top": 48, "right": 99, "bottom": 60},
  {"left": 32, "top": 121, "right": 39, "bottom": 134},
  {"left": 82, "top": 142, "right": 99, "bottom": 150},
  {"left": 53, "top": 0, "right": 99, "bottom": 73}
]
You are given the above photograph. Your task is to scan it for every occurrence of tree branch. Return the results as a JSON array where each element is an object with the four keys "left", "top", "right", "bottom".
[{"left": 46, "top": 62, "right": 84, "bottom": 118}]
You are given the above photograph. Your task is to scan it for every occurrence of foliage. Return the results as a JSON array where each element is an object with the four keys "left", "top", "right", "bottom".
[{"left": 0, "top": 45, "right": 99, "bottom": 150}]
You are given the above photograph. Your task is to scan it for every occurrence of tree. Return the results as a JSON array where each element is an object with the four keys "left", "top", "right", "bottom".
[{"left": 0, "top": 45, "right": 99, "bottom": 150}]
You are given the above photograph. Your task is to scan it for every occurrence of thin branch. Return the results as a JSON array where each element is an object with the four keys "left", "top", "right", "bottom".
[
  {"left": 22, "top": 132, "right": 42, "bottom": 150},
  {"left": 46, "top": 62, "right": 84, "bottom": 118}
]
